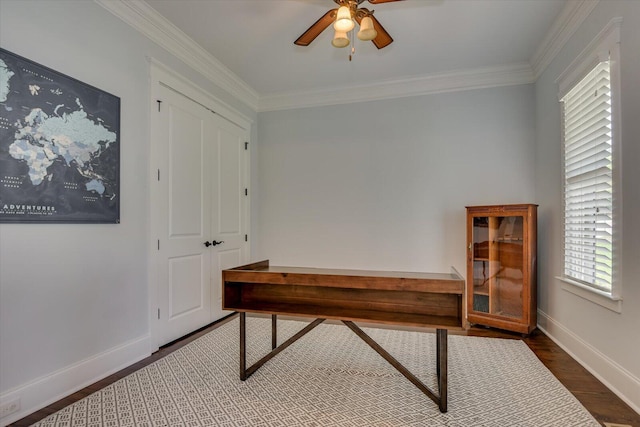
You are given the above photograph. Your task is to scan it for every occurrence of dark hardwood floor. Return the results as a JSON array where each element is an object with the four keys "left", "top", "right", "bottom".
[{"left": 10, "top": 314, "right": 640, "bottom": 426}]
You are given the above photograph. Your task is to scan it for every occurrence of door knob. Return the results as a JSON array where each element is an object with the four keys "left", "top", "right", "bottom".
[{"left": 204, "top": 240, "right": 224, "bottom": 247}]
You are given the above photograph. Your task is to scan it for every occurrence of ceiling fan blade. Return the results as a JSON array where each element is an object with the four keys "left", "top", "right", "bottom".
[
  {"left": 294, "top": 9, "right": 337, "bottom": 46},
  {"left": 367, "top": 0, "right": 404, "bottom": 4},
  {"left": 369, "top": 13, "right": 394, "bottom": 49}
]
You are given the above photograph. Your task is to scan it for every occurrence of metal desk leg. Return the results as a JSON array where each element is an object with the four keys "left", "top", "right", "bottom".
[
  {"left": 240, "top": 316, "right": 325, "bottom": 381},
  {"left": 436, "top": 328, "right": 448, "bottom": 412},
  {"left": 240, "top": 312, "right": 247, "bottom": 381},
  {"left": 342, "top": 321, "right": 448, "bottom": 412},
  {"left": 272, "top": 314, "right": 277, "bottom": 350}
]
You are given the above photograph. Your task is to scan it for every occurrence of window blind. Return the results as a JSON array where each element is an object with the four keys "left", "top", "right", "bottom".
[{"left": 561, "top": 61, "right": 613, "bottom": 292}]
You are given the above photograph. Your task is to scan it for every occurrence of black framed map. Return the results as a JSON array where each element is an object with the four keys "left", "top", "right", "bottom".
[{"left": 0, "top": 48, "right": 120, "bottom": 223}]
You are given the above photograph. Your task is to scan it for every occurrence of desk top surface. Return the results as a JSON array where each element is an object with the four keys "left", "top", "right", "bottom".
[
  {"left": 248, "top": 265, "right": 461, "bottom": 281},
  {"left": 224, "top": 260, "right": 464, "bottom": 284}
]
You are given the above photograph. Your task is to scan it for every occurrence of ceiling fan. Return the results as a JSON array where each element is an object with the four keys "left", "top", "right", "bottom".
[{"left": 294, "top": 0, "right": 404, "bottom": 50}]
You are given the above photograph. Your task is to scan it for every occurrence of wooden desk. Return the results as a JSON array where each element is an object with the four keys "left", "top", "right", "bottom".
[{"left": 222, "top": 260, "right": 465, "bottom": 413}]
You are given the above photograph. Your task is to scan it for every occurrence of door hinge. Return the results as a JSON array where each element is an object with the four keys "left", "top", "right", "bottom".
[
  {"left": 245, "top": 142, "right": 249, "bottom": 150},
  {"left": 245, "top": 188, "right": 248, "bottom": 196},
  {"left": 245, "top": 234, "right": 248, "bottom": 242},
  {"left": 157, "top": 100, "right": 162, "bottom": 112}
]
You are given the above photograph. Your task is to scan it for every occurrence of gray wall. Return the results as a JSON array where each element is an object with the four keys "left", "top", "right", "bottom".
[
  {"left": 534, "top": 0, "right": 640, "bottom": 409},
  {"left": 0, "top": 0, "right": 256, "bottom": 422},
  {"left": 256, "top": 85, "right": 536, "bottom": 274}
]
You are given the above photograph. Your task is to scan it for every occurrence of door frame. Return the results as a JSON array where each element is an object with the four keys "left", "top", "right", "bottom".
[{"left": 148, "top": 59, "right": 252, "bottom": 351}]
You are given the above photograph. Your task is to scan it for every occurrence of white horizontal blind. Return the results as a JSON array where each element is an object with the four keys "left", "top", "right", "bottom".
[{"left": 561, "top": 61, "right": 613, "bottom": 292}]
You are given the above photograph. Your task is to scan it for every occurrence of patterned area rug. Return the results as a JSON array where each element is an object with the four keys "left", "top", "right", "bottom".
[{"left": 33, "top": 317, "right": 599, "bottom": 426}]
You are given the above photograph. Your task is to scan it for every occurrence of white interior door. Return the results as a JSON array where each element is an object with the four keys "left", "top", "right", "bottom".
[
  {"left": 153, "top": 83, "right": 248, "bottom": 346},
  {"left": 209, "top": 115, "right": 250, "bottom": 319}
]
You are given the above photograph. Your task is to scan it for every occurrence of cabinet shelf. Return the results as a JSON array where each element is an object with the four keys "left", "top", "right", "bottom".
[{"left": 466, "top": 204, "right": 537, "bottom": 334}]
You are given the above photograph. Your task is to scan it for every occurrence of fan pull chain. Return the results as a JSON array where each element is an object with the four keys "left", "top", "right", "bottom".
[{"left": 349, "top": 27, "right": 355, "bottom": 61}]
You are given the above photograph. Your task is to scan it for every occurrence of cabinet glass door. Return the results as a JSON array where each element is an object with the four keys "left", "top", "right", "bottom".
[{"left": 471, "top": 215, "right": 524, "bottom": 319}]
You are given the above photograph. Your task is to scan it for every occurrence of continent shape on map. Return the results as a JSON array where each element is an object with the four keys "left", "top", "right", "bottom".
[
  {"left": 0, "top": 58, "right": 14, "bottom": 102},
  {"left": 9, "top": 104, "right": 117, "bottom": 187}
]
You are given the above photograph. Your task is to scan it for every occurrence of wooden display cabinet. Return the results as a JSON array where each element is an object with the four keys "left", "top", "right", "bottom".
[{"left": 466, "top": 204, "right": 537, "bottom": 334}]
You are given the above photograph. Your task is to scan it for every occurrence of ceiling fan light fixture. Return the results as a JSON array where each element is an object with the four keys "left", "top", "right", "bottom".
[
  {"left": 294, "top": 0, "right": 397, "bottom": 51},
  {"left": 334, "top": 5, "right": 355, "bottom": 32},
  {"left": 331, "top": 30, "right": 350, "bottom": 48},
  {"left": 357, "top": 16, "right": 377, "bottom": 41}
]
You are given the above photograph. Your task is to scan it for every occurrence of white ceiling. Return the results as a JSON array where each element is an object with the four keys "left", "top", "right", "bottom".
[{"left": 143, "top": 0, "right": 567, "bottom": 99}]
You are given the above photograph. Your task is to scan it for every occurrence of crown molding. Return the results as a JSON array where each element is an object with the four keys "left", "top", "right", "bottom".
[
  {"left": 96, "top": 0, "right": 594, "bottom": 113},
  {"left": 95, "top": 0, "right": 259, "bottom": 111},
  {"left": 258, "top": 62, "right": 535, "bottom": 112},
  {"left": 530, "top": 0, "right": 600, "bottom": 80}
]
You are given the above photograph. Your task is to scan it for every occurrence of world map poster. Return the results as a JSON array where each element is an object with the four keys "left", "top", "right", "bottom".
[{"left": 0, "top": 48, "right": 120, "bottom": 223}]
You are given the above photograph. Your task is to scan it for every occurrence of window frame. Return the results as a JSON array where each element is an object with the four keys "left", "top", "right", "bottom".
[{"left": 555, "top": 18, "right": 623, "bottom": 312}]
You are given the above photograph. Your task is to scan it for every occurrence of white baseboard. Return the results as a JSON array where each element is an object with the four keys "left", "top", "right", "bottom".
[
  {"left": 537, "top": 309, "right": 640, "bottom": 415},
  {"left": 0, "top": 334, "right": 151, "bottom": 426}
]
